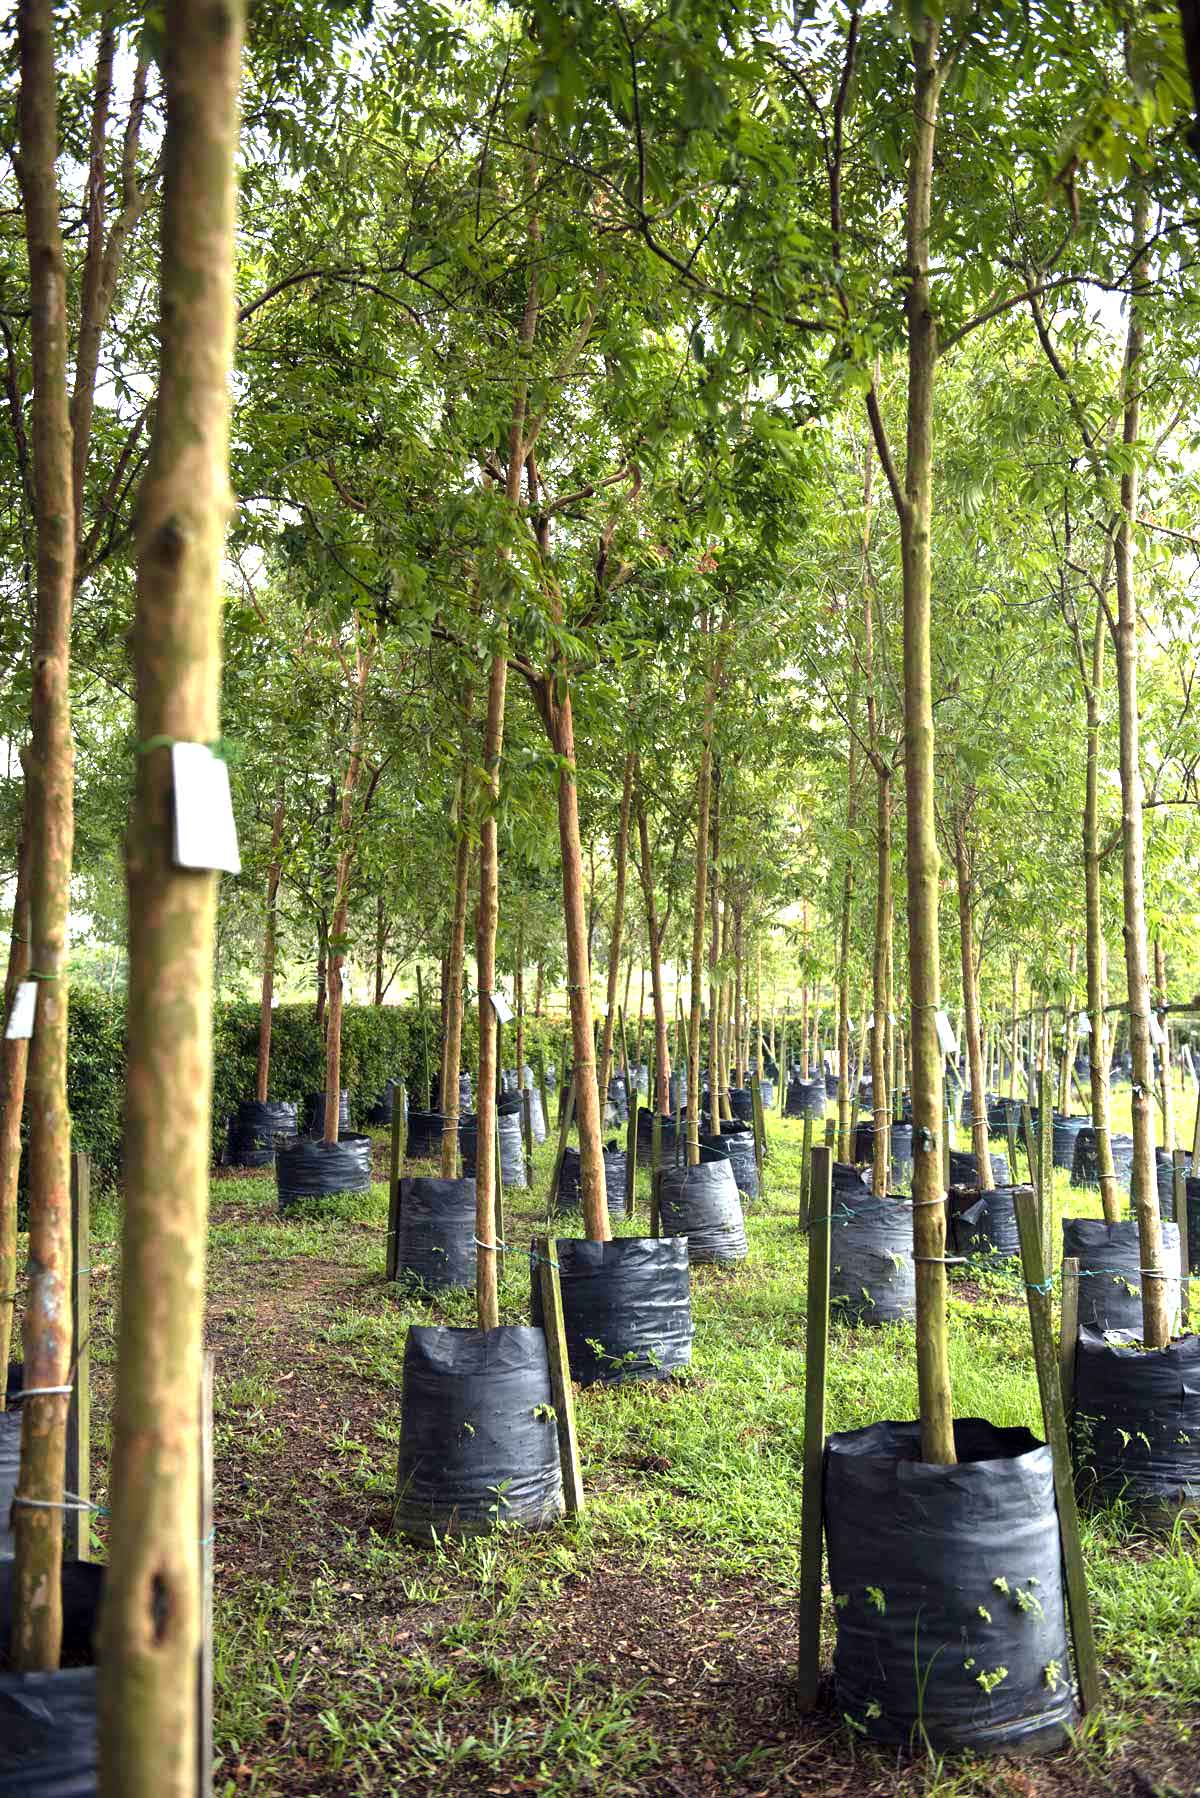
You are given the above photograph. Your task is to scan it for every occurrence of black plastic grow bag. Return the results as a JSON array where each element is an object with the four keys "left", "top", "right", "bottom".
[
  {"left": 1073, "top": 1328, "right": 1200, "bottom": 1515},
  {"left": 1071, "top": 1128, "right": 1134, "bottom": 1191},
  {"left": 303, "top": 1090, "right": 351, "bottom": 1137},
  {"left": 225, "top": 1099, "right": 297, "bottom": 1168},
  {"left": 728, "top": 1086, "right": 753, "bottom": 1123},
  {"left": 394, "top": 1325, "right": 563, "bottom": 1539},
  {"left": 459, "top": 1104, "right": 527, "bottom": 1190},
  {"left": 365, "top": 1080, "right": 403, "bottom": 1127},
  {"left": 276, "top": 1133, "right": 372, "bottom": 1209},
  {"left": 405, "top": 1110, "right": 447, "bottom": 1161},
  {"left": 962, "top": 1090, "right": 998, "bottom": 1126},
  {"left": 1052, "top": 1115, "right": 1092, "bottom": 1172},
  {"left": 393, "top": 1177, "right": 476, "bottom": 1290},
  {"left": 0, "top": 1407, "right": 19, "bottom": 1560},
  {"left": 702, "top": 1126, "right": 758, "bottom": 1199},
  {"left": 605, "top": 1076, "right": 629, "bottom": 1124},
  {"left": 829, "top": 1197, "right": 915, "bottom": 1326},
  {"left": 658, "top": 1146, "right": 747, "bottom": 1265},
  {"left": 852, "top": 1122, "right": 914, "bottom": 1185},
  {"left": 785, "top": 1078, "right": 826, "bottom": 1120},
  {"left": 529, "top": 1237, "right": 693, "bottom": 1385},
  {"left": 555, "top": 1144, "right": 625, "bottom": 1216},
  {"left": 1061, "top": 1217, "right": 1181, "bottom": 1334},
  {"left": 0, "top": 1556, "right": 104, "bottom": 1796},
  {"left": 1152, "top": 1156, "right": 1200, "bottom": 1268},
  {"left": 637, "top": 1110, "right": 683, "bottom": 1166},
  {"left": 0, "top": 1559, "right": 104, "bottom": 1667},
  {"left": 948, "top": 1184, "right": 1026, "bottom": 1261},
  {"left": 948, "top": 1149, "right": 1010, "bottom": 1188},
  {"left": 825, "top": 1418, "right": 1075, "bottom": 1753}
]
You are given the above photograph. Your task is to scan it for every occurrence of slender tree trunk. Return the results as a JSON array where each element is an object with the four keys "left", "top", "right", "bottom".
[
  {"left": 1114, "top": 185, "right": 1167, "bottom": 1346},
  {"left": 837, "top": 734, "right": 857, "bottom": 1161},
  {"left": 734, "top": 901, "right": 745, "bottom": 1087},
  {"left": 315, "top": 918, "right": 327, "bottom": 1031},
  {"left": 708, "top": 759, "right": 722, "bottom": 1137},
  {"left": 439, "top": 725, "right": 473, "bottom": 1175},
  {"left": 686, "top": 654, "right": 715, "bottom": 1167},
  {"left": 954, "top": 809, "right": 993, "bottom": 1192},
  {"left": 375, "top": 898, "right": 387, "bottom": 1007},
  {"left": 474, "top": 648, "right": 507, "bottom": 1328},
  {"left": 1154, "top": 937, "right": 1174, "bottom": 1153},
  {"left": 1009, "top": 958, "right": 1019, "bottom": 1100},
  {"left": 98, "top": 4, "right": 241, "bottom": 1785},
  {"left": 1059, "top": 941, "right": 1079, "bottom": 1117},
  {"left": 255, "top": 789, "right": 284, "bottom": 1103},
  {"left": 636, "top": 778, "right": 671, "bottom": 1114},
  {"left": 870, "top": 779, "right": 892, "bottom": 1194},
  {"left": 597, "top": 753, "right": 634, "bottom": 1106},
  {"left": 0, "top": 789, "right": 33, "bottom": 1405},
  {"left": 534, "top": 961, "right": 543, "bottom": 1017},
  {"left": 323, "top": 647, "right": 371, "bottom": 1144},
  {"left": 515, "top": 921, "right": 525, "bottom": 1084},
  {"left": 12, "top": 0, "right": 79, "bottom": 1671},
  {"left": 800, "top": 901, "right": 810, "bottom": 1076}
]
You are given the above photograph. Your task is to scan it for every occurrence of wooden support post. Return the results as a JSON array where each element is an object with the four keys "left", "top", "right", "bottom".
[
  {"left": 536, "top": 1051, "right": 550, "bottom": 1158},
  {"left": 649, "top": 1164, "right": 662, "bottom": 1238},
  {"left": 1005, "top": 1100, "right": 1021, "bottom": 1189},
  {"left": 1174, "top": 1147, "right": 1190, "bottom": 1333},
  {"left": 1059, "top": 1256, "right": 1080, "bottom": 1417},
  {"left": 547, "top": 1072, "right": 576, "bottom": 1220},
  {"left": 824, "top": 1117, "right": 835, "bottom": 1150},
  {"left": 799, "top": 1115, "right": 813, "bottom": 1231},
  {"left": 385, "top": 1091, "right": 406, "bottom": 1281},
  {"left": 1021, "top": 1100, "right": 1039, "bottom": 1206},
  {"left": 778, "top": 1027, "right": 788, "bottom": 1116},
  {"left": 797, "top": 1146, "right": 833, "bottom": 1710},
  {"left": 1190, "top": 1085, "right": 1200, "bottom": 1178},
  {"left": 1012, "top": 1189, "right": 1103, "bottom": 1719},
  {"left": 533, "top": 1234, "right": 584, "bottom": 1518},
  {"left": 522, "top": 1087, "right": 534, "bottom": 1165},
  {"left": 942, "top": 1093, "right": 952, "bottom": 1192},
  {"left": 197, "top": 1349, "right": 215, "bottom": 1798},
  {"left": 416, "top": 964, "right": 431, "bottom": 1109},
  {"left": 494, "top": 1103, "right": 505, "bottom": 1283},
  {"left": 65, "top": 1149, "right": 91, "bottom": 1561},
  {"left": 751, "top": 1072, "right": 766, "bottom": 1184},
  {"left": 1038, "top": 1068, "right": 1054, "bottom": 1271},
  {"left": 625, "top": 1089, "right": 639, "bottom": 1217}
]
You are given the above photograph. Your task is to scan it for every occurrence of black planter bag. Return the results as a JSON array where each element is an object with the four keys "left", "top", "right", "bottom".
[
  {"left": 529, "top": 1237, "right": 693, "bottom": 1385},
  {"left": 0, "top": 1557, "right": 105, "bottom": 1796},
  {"left": 1152, "top": 1159, "right": 1200, "bottom": 1270},
  {"left": 728, "top": 1086, "right": 753, "bottom": 1123},
  {"left": 405, "top": 1110, "right": 447, "bottom": 1162},
  {"left": 658, "top": 1146, "right": 747, "bottom": 1265},
  {"left": 701, "top": 1127, "right": 758, "bottom": 1200},
  {"left": 825, "top": 1418, "right": 1076, "bottom": 1753},
  {"left": 824, "top": 1072, "right": 839, "bottom": 1099},
  {"left": 961, "top": 1091, "right": 997, "bottom": 1127},
  {"left": 394, "top": 1177, "right": 476, "bottom": 1290},
  {"left": 276, "top": 1133, "right": 372, "bottom": 1209},
  {"left": 394, "top": 1325, "right": 563, "bottom": 1539},
  {"left": 225, "top": 1099, "right": 297, "bottom": 1168},
  {"left": 829, "top": 1197, "right": 915, "bottom": 1325},
  {"left": 948, "top": 1150, "right": 1010, "bottom": 1189},
  {"left": 1061, "top": 1217, "right": 1181, "bottom": 1334},
  {"left": 460, "top": 1106, "right": 527, "bottom": 1190},
  {"left": 1073, "top": 1328, "right": 1200, "bottom": 1515},
  {"left": 605, "top": 1076, "right": 629, "bottom": 1125},
  {"left": 637, "top": 1109, "right": 683, "bottom": 1166},
  {"left": 852, "top": 1122, "right": 914, "bottom": 1186},
  {"left": 1071, "top": 1128, "right": 1134, "bottom": 1191},
  {"left": 1052, "top": 1115, "right": 1092, "bottom": 1172},
  {"left": 555, "top": 1144, "right": 625, "bottom": 1217},
  {"left": 948, "top": 1184, "right": 1027, "bottom": 1261},
  {"left": 0, "top": 1406, "right": 19, "bottom": 1560},
  {"left": 303, "top": 1090, "right": 351, "bottom": 1137},
  {"left": 365, "top": 1080, "right": 402, "bottom": 1126},
  {"left": 785, "top": 1078, "right": 826, "bottom": 1121},
  {"left": 832, "top": 1162, "right": 871, "bottom": 1200}
]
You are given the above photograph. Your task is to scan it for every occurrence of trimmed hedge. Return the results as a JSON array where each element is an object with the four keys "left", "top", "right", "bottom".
[{"left": 60, "top": 986, "right": 568, "bottom": 1185}]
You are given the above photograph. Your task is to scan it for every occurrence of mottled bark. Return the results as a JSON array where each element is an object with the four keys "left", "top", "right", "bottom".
[
  {"left": 98, "top": 4, "right": 242, "bottom": 1788},
  {"left": 323, "top": 647, "right": 372, "bottom": 1144},
  {"left": 0, "top": 787, "right": 33, "bottom": 1404},
  {"left": 255, "top": 789, "right": 285, "bottom": 1103},
  {"left": 474, "top": 647, "right": 507, "bottom": 1328},
  {"left": 440, "top": 715, "right": 473, "bottom": 1177},
  {"left": 686, "top": 658, "right": 715, "bottom": 1168},
  {"left": 954, "top": 809, "right": 993, "bottom": 1191},
  {"left": 597, "top": 753, "right": 634, "bottom": 1106},
  {"left": 636, "top": 779, "right": 671, "bottom": 1114}
]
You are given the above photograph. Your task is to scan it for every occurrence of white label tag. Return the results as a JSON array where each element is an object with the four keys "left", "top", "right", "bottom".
[
  {"left": 1076, "top": 1012, "right": 1091, "bottom": 1037},
  {"left": 934, "top": 1009, "right": 957, "bottom": 1056},
  {"left": 5, "top": 980, "right": 36, "bottom": 1040},
  {"left": 1150, "top": 1014, "right": 1167, "bottom": 1046},
  {"left": 490, "top": 990, "right": 513, "bottom": 1025},
  {"left": 171, "top": 743, "right": 241, "bottom": 874}
]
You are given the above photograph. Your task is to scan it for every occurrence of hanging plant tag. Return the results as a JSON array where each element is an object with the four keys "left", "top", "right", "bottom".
[
  {"left": 5, "top": 980, "right": 36, "bottom": 1040},
  {"left": 171, "top": 742, "right": 241, "bottom": 874},
  {"left": 934, "top": 1009, "right": 957, "bottom": 1056},
  {"left": 1149, "top": 1014, "right": 1167, "bottom": 1047},
  {"left": 490, "top": 990, "right": 514, "bottom": 1025},
  {"left": 1076, "top": 1012, "right": 1092, "bottom": 1037}
]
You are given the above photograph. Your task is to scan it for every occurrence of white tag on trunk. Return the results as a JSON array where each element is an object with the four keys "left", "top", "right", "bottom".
[
  {"left": 490, "top": 990, "right": 513, "bottom": 1025},
  {"left": 1150, "top": 1014, "right": 1167, "bottom": 1046},
  {"left": 934, "top": 1009, "right": 957, "bottom": 1056},
  {"left": 5, "top": 980, "right": 36, "bottom": 1040},
  {"left": 1076, "top": 1012, "right": 1092, "bottom": 1037},
  {"left": 171, "top": 742, "right": 241, "bottom": 874}
]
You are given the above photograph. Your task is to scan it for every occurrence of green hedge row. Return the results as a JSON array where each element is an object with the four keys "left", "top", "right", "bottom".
[{"left": 62, "top": 986, "right": 569, "bottom": 1186}]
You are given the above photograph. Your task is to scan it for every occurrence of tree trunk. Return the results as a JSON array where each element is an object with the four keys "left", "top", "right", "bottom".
[
  {"left": 836, "top": 735, "right": 857, "bottom": 1161},
  {"left": 1114, "top": 184, "right": 1168, "bottom": 1347},
  {"left": 954, "top": 809, "right": 993, "bottom": 1192},
  {"left": 708, "top": 759, "right": 722, "bottom": 1137},
  {"left": 686, "top": 662, "right": 715, "bottom": 1168},
  {"left": 374, "top": 897, "right": 387, "bottom": 1007},
  {"left": 323, "top": 647, "right": 371, "bottom": 1144},
  {"left": 98, "top": 3, "right": 241, "bottom": 1785},
  {"left": 255, "top": 789, "right": 284, "bottom": 1103},
  {"left": 1154, "top": 937, "right": 1174, "bottom": 1153},
  {"left": 533, "top": 961, "right": 543, "bottom": 1017},
  {"left": 315, "top": 917, "right": 327, "bottom": 1030},
  {"left": 0, "top": 787, "right": 33, "bottom": 1405},
  {"left": 474, "top": 647, "right": 508, "bottom": 1328},
  {"left": 597, "top": 752, "right": 634, "bottom": 1107},
  {"left": 734, "top": 901, "right": 745, "bottom": 1088},
  {"left": 636, "top": 778, "right": 671, "bottom": 1114},
  {"left": 439, "top": 727, "right": 473, "bottom": 1176},
  {"left": 11, "top": 0, "right": 79, "bottom": 1672},
  {"left": 800, "top": 901, "right": 810, "bottom": 1076}
]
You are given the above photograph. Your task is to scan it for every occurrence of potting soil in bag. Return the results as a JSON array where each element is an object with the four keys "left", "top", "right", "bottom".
[
  {"left": 1061, "top": 1217, "right": 1181, "bottom": 1335},
  {"left": 393, "top": 1177, "right": 476, "bottom": 1290},
  {"left": 657, "top": 1147, "right": 747, "bottom": 1264},
  {"left": 394, "top": 1324, "right": 562, "bottom": 1539},
  {"left": 276, "top": 1133, "right": 372, "bottom": 1208},
  {"left": 829, "top": 1197, "right": 915, "bottom": 1325},
  {"left": 529, "top": 1236, "right": 693, "bottom": 1384},
  {"left": 1073, "top": 1328, "right": 1200, "bottom": 1513},
  {"left": 825, "top": 1418, "right": 1075, "bottom": 1753}
]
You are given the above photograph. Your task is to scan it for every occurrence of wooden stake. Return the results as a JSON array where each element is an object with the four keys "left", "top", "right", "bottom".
[
  {"left": 385, "top": 1090, "right": 406, "bottom": 1281},
  {"left": 797, "top": 1146, "right": 833, "bottom": 1709},
  {"left": 1012, "top": 1188, "right": 1102, "bottom": 1719},
  {"left": 494, "top": 1102, "right": 505, "bottom": 1283},
  {"left": 65, "top": 1149, "right": 90, "bottom": 1562},
  {"left": 547, "top": 1073, "right": 576, "bottom": 1219},
  {"left": 1059, "top": 1256, "right": 1080, "bottom": 1416},
  {"left": 1174, "top": 1147, "right": 1190, "bottom": 1333},
  {"left": 197, "top": 1350, "right": 214, "bottom": 1798},
  {"left": 1005, "top": 1100, "right": 1021, "bottom": 1189},
  {"left": 536, "top": 1050, "right": 550, "bottom": 1158},
  {"left": 522, "top": 1087, "right": 534, "bottom": 1165},
  {"left": 1038, "top": 1068, "right": 1054, "bottom": 1271},
  {"left": 625, "top": 1089, "right": 639, "bottom": 1217},
  {"left": 750, "top": 1072, "right": 766, "bottom": 1183},
  {"left": 799, "top": 1115, "right": 813, "bottom": 1230},
  {"left": 1021, "top": 1101, "right": 1039, "bottom": 1209},
  {"left": 533, "top": 1234, "right": 584, "bottom": 1518}
]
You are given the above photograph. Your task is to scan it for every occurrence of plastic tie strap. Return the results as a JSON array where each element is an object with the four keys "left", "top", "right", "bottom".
[
  {"left": 473, "top": 1236, "right": 509, "bottom": 1252},
  {"left": 12, "top": 1490, "right": 103, "bottom": 1514},
  {"left": 136, "top": 734, "right": 231, "bottom": 761},
  {"left": 527, "top": 1247, "right": 562, "bottom": 1272},
  {"left": 26, "top": 970, "right": 58, "bottom": 981},
  {"left": 914, "top": 1255, "right": 968, "bottom": 1265},
  {"left": 12, "top": 1383, "right": 73, "bottom": 1399},
  {"left": 1025, "top": 1278, "right": 1054, "bottom": 1295}
]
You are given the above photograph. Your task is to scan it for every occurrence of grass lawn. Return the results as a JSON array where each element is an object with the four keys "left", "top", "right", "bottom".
[{"left": 76, "top": 1102, "right": 1199, "bottom": 1797}]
